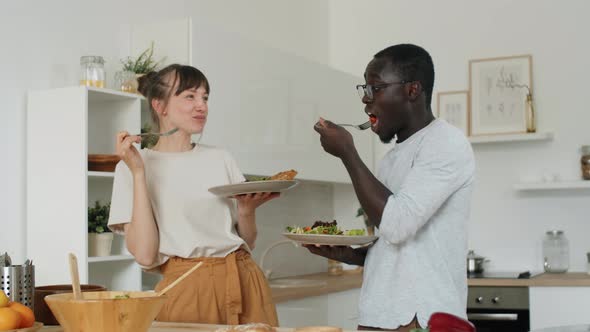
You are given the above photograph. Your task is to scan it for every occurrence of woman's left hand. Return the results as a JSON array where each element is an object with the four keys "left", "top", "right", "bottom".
[{"left": 234, "top": 192, "right": 280, "bottom": 214}]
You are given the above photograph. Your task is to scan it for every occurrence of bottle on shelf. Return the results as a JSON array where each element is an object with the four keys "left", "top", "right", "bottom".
[{"left": 525, "top": 93, "right": 536, "bottom": 133}]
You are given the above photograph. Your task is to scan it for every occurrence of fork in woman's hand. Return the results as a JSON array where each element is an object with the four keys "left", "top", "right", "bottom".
[{"left": 135, "top": 127, "right": 179, "bottom": 137}]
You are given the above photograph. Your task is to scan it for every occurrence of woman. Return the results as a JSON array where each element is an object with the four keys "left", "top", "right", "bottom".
[{"left": 108, "top": 64, "right": 279, "bottom": 325}]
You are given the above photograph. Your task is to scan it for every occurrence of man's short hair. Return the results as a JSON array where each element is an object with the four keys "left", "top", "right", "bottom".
[{"left": 374, "top": 44, "right": 435, "bottom": 105}]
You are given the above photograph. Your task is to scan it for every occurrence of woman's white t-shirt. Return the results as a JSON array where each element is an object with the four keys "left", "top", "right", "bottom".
[{"left": 108, "top": 144, "right": 247, "bottom": 271}]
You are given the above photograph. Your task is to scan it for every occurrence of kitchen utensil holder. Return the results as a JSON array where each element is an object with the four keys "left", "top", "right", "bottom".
[{"left": 1, "top": 264, "right": 35, "bottom": 308}]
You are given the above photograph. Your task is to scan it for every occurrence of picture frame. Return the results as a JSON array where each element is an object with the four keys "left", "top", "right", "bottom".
[
  {"left": 437, "top": 90, "right": 469, "bottom": 136},
  {"left": 469, "top": 55, "right": 532, "bottom": 136}
]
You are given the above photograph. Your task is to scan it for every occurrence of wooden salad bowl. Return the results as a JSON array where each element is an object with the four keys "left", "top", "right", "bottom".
[{"left": 44, "top": 291, "right": 167, "bottom": 332}]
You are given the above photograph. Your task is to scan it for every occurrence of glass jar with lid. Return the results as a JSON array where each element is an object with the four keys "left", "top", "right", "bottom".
[
  {"left": 543, "top": 230, "right": 569, "bottom": 273},
  {"left": 80, "top": 56, "right": 105, "bottom": 88},
  {"left": 581, "top": 145, "right": 590, "bottom": 180},
  {"left": 114, "top": 70, "right": 138, "bottom": 93}
]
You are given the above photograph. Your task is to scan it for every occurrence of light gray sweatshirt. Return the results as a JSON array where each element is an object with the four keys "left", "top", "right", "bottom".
[{"left": 358, "top": 119, "right": 475, "bottom": 329}]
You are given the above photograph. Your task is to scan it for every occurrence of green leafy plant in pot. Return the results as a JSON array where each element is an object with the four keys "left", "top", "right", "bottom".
[
  {"left": 88, "top": 201, "right": 114, "bottom": 257},
  {"left": 120, "top": 41, "right": 165, "bottom": 75},
  {"left": 117, "top": 41, "right": 165, "bottom": 93}
]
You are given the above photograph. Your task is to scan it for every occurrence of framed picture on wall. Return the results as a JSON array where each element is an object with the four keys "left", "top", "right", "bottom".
[
  {"left": 469, "top": 55, "right": 532, "bottom": 136},
  {"left": 437, "top": 90, "right": 469, "bottom": 136}
]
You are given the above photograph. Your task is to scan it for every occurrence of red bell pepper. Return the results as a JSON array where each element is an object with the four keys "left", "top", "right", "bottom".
[{"left": 410, "top": 312, "right": 475, "bottom": 332}]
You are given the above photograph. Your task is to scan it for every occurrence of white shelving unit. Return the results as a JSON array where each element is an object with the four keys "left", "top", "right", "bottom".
[
  {"left": 514, "top": 180, "right": 590, "bottom": 191},
  {"left": 27, "top": 86, "right": 144, "bottom": 290},
  {"left": 469, "top": 132, "right": 553, "bottom": 144},
  {"left": 88, "top": 171, "right": 115, "bottom": 178}
]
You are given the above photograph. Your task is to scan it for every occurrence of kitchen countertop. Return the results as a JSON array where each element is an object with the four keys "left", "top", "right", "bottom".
[
  {"left": 271, "top": 270, "right": 363, "bottom": 303},
  {"left": 270, "top": 271, "right": 590, "bottom": 303},
  {"left": 468, "top": 272, "right": 590, "bottom": 287},
  {"left": 38, "top": 273, "right": 590, "bottom": 331}
]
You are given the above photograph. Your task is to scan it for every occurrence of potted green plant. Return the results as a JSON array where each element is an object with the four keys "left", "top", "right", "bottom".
[
  {"left": 356, "top": 207, "right": 375, "bottom": 236},
  {"left": 120, "top": 41, "right": 164, "bottom": 75},
  {"left": 116, "top": 41, "right": 165, "bottom": 93},
  {"left": 88, "top": 201, "right": 113, "bottom": 257}
]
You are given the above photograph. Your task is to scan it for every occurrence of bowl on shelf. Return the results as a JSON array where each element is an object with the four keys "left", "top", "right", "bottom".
[
  {"left": 34, "top": 284, "right": 107, "bottom": 325},
  {"left": 88, "top": 154, "right": 120, "bottom": 172},
  {"left": 44, "top": 291, "right": 166, "bottom": 332}
]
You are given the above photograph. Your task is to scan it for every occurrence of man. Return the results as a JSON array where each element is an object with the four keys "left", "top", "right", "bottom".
[{"left": 310, "top": 44, "right": 475, "bottom": 331}]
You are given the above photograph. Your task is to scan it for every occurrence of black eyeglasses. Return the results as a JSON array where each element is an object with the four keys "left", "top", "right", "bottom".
[{"left": 356, "top": 81, "right": 408, "bottom": 100}]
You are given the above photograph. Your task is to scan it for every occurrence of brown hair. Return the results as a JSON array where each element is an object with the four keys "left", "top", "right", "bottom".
[{"left": 138, "top": 64, "right": 210, "bottom": 132}]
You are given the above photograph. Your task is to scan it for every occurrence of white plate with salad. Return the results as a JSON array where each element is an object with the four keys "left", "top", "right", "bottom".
[
  {"left": 282, "top": 221, "right": 378, "bottom": 246},
  {"left": 282, "top": 233, "right": 378, "bottom": 246}
]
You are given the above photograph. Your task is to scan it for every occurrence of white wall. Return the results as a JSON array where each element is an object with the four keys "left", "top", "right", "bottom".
[
  {"left": 7, "top": 0, "right": 588, "bottom": 278},
  {"left": 328, "top": 0, "right": 590, "bottom": 272},
  {"left": 0, "top": 0, "right": 330, "bottom": 263}
]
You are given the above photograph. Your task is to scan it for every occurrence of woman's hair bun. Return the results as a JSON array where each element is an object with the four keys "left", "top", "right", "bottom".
[{"left": 137, "top": 71, "right": 158, "bottom": 97}]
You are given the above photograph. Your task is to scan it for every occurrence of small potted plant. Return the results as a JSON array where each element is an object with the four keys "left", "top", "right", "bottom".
[
  {"left": 88, "top": 201, "right": 113, "bottom": 257},
  {"left": 120, "top": 41, "right": 164, "bottom": 75},
  {"left": 117, "top": 41, "right": 165, "bottom": 93}
]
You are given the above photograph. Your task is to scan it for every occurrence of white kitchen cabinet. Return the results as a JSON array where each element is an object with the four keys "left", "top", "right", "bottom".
[
  {"left": 191, "top": 22, "right": 373, "bottom": 182},
  {"left": 27, "top": 86, "right": 144, "bottom": 290},
  {"left": 326, "top": 288, "right": 361, "bottom": 328},
  {"left": 276, "top": 288, "right": 360, "bottom": 329},
  {"left": 529, "top": 287, "right": 590, "bottom": 330}
]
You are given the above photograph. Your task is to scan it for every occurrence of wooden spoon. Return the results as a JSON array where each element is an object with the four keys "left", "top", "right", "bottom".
[
  {"left": 68, "top": 253, "right": 83, "bottom": 300},
  {"left": 157, "top": 262, "right": 203, "bottom": 297}
]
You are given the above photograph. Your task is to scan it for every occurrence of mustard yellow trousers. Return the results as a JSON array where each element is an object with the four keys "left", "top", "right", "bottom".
[{"left": 154, "top": 249, "right": 278, "bottom": 326}]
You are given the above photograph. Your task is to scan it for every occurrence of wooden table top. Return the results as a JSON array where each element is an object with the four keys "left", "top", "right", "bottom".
[{"left": 42, "top": 321, "right": 355, "bottom": 331}]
